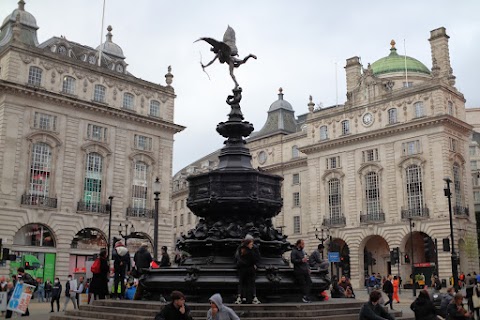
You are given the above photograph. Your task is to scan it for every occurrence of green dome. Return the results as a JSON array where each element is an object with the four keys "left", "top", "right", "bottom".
[{"left": 371, "top": 43, "right": 430, "bottom": 76}]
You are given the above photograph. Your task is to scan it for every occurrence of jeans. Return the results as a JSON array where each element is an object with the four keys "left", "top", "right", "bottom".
[
  {"left": 63, "top": 295, "right": 77, "bottom": 311},
  {"left": 36, "top": 289, "right": 45, "bottom": 302},
  {"left": 238, "top": 268, "right": 256, "bottom": 303}
]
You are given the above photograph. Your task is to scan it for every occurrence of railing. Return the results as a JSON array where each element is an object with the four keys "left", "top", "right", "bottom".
[
  {"left": 401, "top": 207, "right": 429, "bottom": 219},
  {"left": 453, "top": 205, "right": 469, "bottom": 217},
  {"left": 322, "top": 216, "right": 346, "bottom": 227},
  {"left": 126, "top": 207, "right": 155, "bottom": 219},
  {"left": 360, "top": 211, "right": 385, "bottom": 224},
  {"left": 77, "top": 201, "right": 109, "bottom": 214},
  {"left": 21, "top": 194, "right": 57, "bottom": 208}
]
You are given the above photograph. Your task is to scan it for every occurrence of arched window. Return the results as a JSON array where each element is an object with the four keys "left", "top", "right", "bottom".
[
  {"left": 320, "top": 126, "right": 328, "bottom": 140},
  {"left": 14, "top": 224, "right": 55, "bottom": 247},
  {"left": 406, "top": 165, "right": 424, "bottom": 214},
  {"left": 83, "top": 152, "right": 103, "bottom": 211},
  {"left": 28, "top": 66, "right": 42, "bottom": 86},
  {"left": 62, "top": 76, "right": 76, "bottom": 94},
  {"left": 93, "top": 85, "right": 106, "bottom": 103},
  {"left": 132, "top": 161, "right": 148, "bottom": 213},
  {"left": 341, "top": 120, "right": 350, "bottom": 135},
  {"left": 292, "top": 145, "right": 299, "bottom": 158},
  {"left": 388, "top": 108, "right": 397, "bottom": 124},
  {"left": 365, "top": 172, "right": 380, "bottom": 216},
  {"left": 123, "top": 93, "right": 135, "bottom": 110},
  {"left": 29, "top": 143, "right": 52, "bottom": 197},
  {"left": 453, "top": 163, "right": 462, "bottom": 208},
  {"left": 414, "top": 102, "right": 424, "bottom": 118},
  {"left": 150, "top": 100, "right": 160, "bottom": 117},
  {"left": 328, "top": 178, "right": 342, "bottom": 219}
]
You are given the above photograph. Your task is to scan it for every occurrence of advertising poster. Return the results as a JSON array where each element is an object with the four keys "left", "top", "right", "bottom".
[
  {"left": 78, "top": 293, "right": 88, "bottom": 306},
  {"left": 0, "top": 292, "right": 7, "bottom": 312},
  {"left": 7, "top": 283, "right": 35, "bottom": 314}
]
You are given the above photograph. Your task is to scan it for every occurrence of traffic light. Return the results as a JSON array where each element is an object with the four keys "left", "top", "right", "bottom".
[
  {"left": 390, "top": 247, "right": 400, "bottom": 264},
  {"left": 443, "top": 238, "right": 450, "bottom": 252},
  {"left": 24, "top": 261, "right": 33, "bottom": 270},
  {"left": 424, "top": 236, "right": 434, "bottom": 261},
  {"left": 404, "top": 254, "right": 410, "bottom": 264}
]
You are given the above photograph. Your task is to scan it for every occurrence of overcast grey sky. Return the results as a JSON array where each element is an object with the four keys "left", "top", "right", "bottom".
[{"left": 2, "top": 1, "right": 479, "bottom": 174}]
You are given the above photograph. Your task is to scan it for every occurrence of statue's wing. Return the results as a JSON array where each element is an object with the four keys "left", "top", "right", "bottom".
[
  {"left": 223, "top": 26, "right": 238, "bottom": 56},
  {"left": 194, "top": 37, "right": 231, "bottom": 56}
]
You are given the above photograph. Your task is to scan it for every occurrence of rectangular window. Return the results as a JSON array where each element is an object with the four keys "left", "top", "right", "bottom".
[
  {"left": 388, "top": 108, "right": 397, "bottom": 124},
  {"left": 326, "top": 156, "right": 341, "bottom": 169},
  {"left": 293, "top": 216, "right": 301, "bottom": 234},
  {"left": 470, "top": 146, "right": 476, "bottom": 156},
  {"left": 123, "top": 93, "right": 135, "bottom": 110},
  {"left": 150, "top": 100, "right": 160, "bottom": 117},
  {"left": 341, "top": 120, "right": 350, "bottom": 135},
  {"left": 402, "top": 140, "right": 421, "bottom": 156},
  {"left": 180, "top": 199, "right": 184, "bottom": 208},
  {"left": 94, "top": 85, "right": 106, "bottom": 103},
  {"left": 87, "top": 124, "right": 108, "bottom": 142},
  {"left": 292, "top": 173, "right": 300, "bottom": 185},
  {"left": 362, "top": 149, "right": 379, "bottom": 162},
  {"left": 447, "top": 101, "right": 454, "bottom": 115},
  {"left": 473, "top": 176, "right": 480, "bottom": 187},
  {"left": 414, "top": 102, "right": 424, "bottom": 118},
  {"left": 187, "top": 212, "right": 192, "bottom": 225},
  {"left": 320, "top": 126, "right": 328, "bottom": 140},
  {"left": 28, "top": 66, "right": 42, "bottom": 86},
  {"left": 293, "top": 192, "right": 300, "bottom": 207},
  {"left": 449, "top": 138, "right": 458, "bottom": 152},
  {"left": 174, "top": 216, "right": 177, "bottom": 228},
  {"left": 174, "top": 201, "right": 178, "bottom": 210},
  {"left": 62, "top": 76, "right": 76, "bottom": 95},
  {"left": 134, "top": 134, "right": 153, "bottom": 151},
  {"left": 474, "top": 191, "right": 480, "bottom": 203},
  {"left": 180, "top": 214, "right": 184, "bottom": 226},
  {"left": 471, "top": 161, "right": 477, "bottom": 170},
  {"left": 33, "top": 112, "right": 57, "bottom": 131}
]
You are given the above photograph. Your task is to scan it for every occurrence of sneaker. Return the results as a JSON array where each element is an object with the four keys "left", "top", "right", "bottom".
[
  {"left": 252, "top": 296, "right": 261, "bottom": 304},
  {"left": 235, "top": 296, "right": 242, "bottom": 304},
  {"left": 302, "top": 296, "right": 311, "bottom": 303}
]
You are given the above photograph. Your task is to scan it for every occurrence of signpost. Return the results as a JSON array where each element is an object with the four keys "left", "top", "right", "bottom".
[{"left": 328, "top": 252, "right": 340, "bottom": 263}]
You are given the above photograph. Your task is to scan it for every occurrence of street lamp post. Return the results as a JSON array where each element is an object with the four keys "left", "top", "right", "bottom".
[
  {"left": 107, "top": 196, "right": 114, "bottom": 260},
  {"left": 153, "top": 177, "right": 161, "bottom": 261},
  {"left": 444, "top": 177, "right": 459, "bottom": 291},
  {"left": 314, "top": 227, "right": 329, "bottom": 259},
  {"left": 118, "top": 222, "right": 135, "bottom": 240},
  {"left": 409, "top": 217, "right": 416, "bottom": 297}
]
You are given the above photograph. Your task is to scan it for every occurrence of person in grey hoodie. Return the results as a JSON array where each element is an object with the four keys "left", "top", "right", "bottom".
[{"left": 207, "top": 293, "right": 239, "bottom": 320}]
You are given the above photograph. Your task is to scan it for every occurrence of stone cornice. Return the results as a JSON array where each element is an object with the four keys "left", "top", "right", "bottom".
[
  {"left": 0, "top": 80, "right": 185, "bottom": 134},
  {"left": 300, "top": 115, "right": 472, "bottom": 154},
  {"left": 2, "top": 43, "right": 176, "bottom": 99},
  {"left": 172, "top": 188, "right": 189, "bottom": 198},
  {"left": 260, "top": 156, "right": 307, "bottom": 172}
]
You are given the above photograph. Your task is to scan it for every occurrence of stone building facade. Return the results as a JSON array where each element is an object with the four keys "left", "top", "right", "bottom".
[
  {"left": 173, "top": 27, "right": 478, "bottom": 288},
  {"left": 0, "top": 2, "right": 184, "bottom": 281}
]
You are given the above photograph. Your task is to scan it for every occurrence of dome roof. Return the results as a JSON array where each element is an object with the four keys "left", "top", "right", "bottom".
[
  {"left": 371, "top": 40, "right": 430, "bottom": 76},
  {"left": 96, "top": 26, "right": 125, "bottom": 59},
  {"left": 269, "top": 88, "right": 293, "bottom": 111},
  {"left": 1, "top": 0, "right": 38, "bottom": 30}
]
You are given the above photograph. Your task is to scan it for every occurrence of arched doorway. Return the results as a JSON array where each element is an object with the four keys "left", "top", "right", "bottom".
[
  {"left": 329, "top": 238, "right": 350, "bottom": 279},
  {"left": 12, "top": 223, "right": 56, "bottom": 282},
  {"left": 403, "top": 231, "right": 436, "bottom": 288},
  {"left": 363, "top": 235, "right": 390, "bottom": 279},
  {"left": 70, "top": 228, "right": 107, "bottom": 276}
]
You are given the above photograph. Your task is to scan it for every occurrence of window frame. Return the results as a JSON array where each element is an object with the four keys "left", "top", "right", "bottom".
[
  {"left": 82, "top": 152, "right": 104, "bottom": 210},
  {"left": 341, "top": 120, "right": 350, "bottom": 135},
  {"left": 319, "top": 126, "right": 329, "bottom": 140},
  {"left": 293, "top": 192, "right": 300, "bottom": 207},
  {"left": 328, "top": 178, "right": 342, "bottom": 219},
  {"left": 405, "top": 165, "right": 424, "bottom": 211},
  {"left": 292, "top": 145, "right": 299, "bottom": 158},
  {"left": 62, "top": 76, "right": 76, "bottom": 95},
  {"left": 388, "top": 108, "right": 397, "bottom": 124},
  {"left": 28, "top": 66, "right": 43, "bottom": 86},
  {"left": 123, "top": 92, "right": 135, "bottom": 110},
  {"left": 29, "top": 142, "right": 53, "bottom": 197},
  {"left": 293, "top": 216, "right": 301, "bottom": 234},
  {"left": 365, "top": 171, "right": 381, "bottom": 216},
  {"left": 292, "top": 173, "right": 300, "bottom": 185},
  {"left": 93, "top": 84, "right": 106, "bottom": 103},
  {"left": 150, "top": 100, "right": 160, "bottom": 117},
  {"left": 414, "top": 102, "right": 424, "bottom": 118},
  {"left": 134, "top": 134, "right": 153, "bottom": 151}
]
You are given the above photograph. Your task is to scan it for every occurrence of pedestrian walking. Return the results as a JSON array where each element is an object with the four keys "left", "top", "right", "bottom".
[
  {"left": 235, "top": 236, "right": 260, "bottom": 304},
  {"left": 290, "top": 239, "right": 312, "bottom": 303},
  {"left": 36, "top": 278, "right": 45, "bottom": 302},
  {"left": 383, "top": 274, "right": 394, "bottom": 310},
  {"left": 50, "top": 277, "right": 62, "bottom": 313},
  {"left": 154, "top": 290, "right": 193, "bottom": 320},
  {"left": 359, "top": 290, "right": 395, "bottom": 320},
  {"left": 62, "top": 275, "right": 77, "bottom": 311},
  {"left": 367, "top": 273, "right": 377, "bottom": 294},
  {"left": 89, "top": 248, "right": 110, "bottom": 300},
  {"left": 44, "top": 280, "right": 52, "bottom": 302},
  {"left": 113, "top": 241, "right": 130, "bottom": 299},
  {"left": 207, "top": 293, "right": 239, "bottom": 320},
  {"left": 16, "top": 267, "right": 36, "bottom": 316},
  {"left": 410, "top": 290, "right": 437, "bottom": 320},
  {"left": 133, "top": 242, "right": 153, "bottom": 300},
  {"left": 5, "top": 282, "right": 14, "bottom": 319},
  {"left": 392, "top": 276, "right": 400, "bottom": 303}
]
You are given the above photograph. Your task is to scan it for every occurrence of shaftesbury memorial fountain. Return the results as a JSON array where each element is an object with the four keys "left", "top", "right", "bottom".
[{"left": 141, "top": 26, "right": 330, "bottom": 302}]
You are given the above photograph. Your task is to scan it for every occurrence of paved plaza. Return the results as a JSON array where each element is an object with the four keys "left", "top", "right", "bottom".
[{"left": 1, "top": 288, "right": 418, "bottom": 320}]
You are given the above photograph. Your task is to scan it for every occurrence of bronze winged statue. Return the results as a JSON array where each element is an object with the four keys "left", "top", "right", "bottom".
[{"left": 195, "top": 26, "right": 257, "bottom": 89}]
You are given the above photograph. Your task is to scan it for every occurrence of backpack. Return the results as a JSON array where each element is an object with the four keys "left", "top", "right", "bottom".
[
  {"left": 91, "top": 258, "right": 101, "bottom": 274},
  {"left": 368, "top": 276, "right": 377, "bottom": 287}
]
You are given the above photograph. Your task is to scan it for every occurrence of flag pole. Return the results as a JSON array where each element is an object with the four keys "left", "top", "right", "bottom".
[{"left": 98, "top": 0, "right": 106, "bottom": 67}]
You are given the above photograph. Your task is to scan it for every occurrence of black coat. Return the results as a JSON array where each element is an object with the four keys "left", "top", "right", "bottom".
[
  {"left": 290, "top": 246, "right": 309, "bottom": 273},
  {"left": 51, "top": 282, "right": 62, "bottom": 299},
  {"left": 134, "top": 247, "right": 153, "bottom": 271},
  {"left": 236, "top": 245, "right": 260, "bottom": 271},
  {"left": 113, "top": 251, "right": 131, "bottom": 275},
  {"left": 160, "top": 253, "right": 171, "bottom": 267},
  {"left": 446, "top": 302, "right": 470, "bottom": 319},
  {"left": 154, "top": 302, "right": 193, "bottom": 320},
  {"left": 89, "top": 257, "right": 109, "bottom": 296},
  {"left": 410, "top": 297, "right": 437, "bottom": 320},
  {"left": 382, "top": 280, "right": 393, "bottom": 294}
]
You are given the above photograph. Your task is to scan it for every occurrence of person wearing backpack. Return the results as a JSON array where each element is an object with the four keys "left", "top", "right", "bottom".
[
  {"left": 89, "top": 248, "right": 110, "bottom": 300},
  {"left": 113, "top": 241, "right": 130, "bottom": 299}
]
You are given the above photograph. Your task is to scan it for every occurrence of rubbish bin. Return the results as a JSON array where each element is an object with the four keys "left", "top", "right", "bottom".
[{"left": 441, "top": 279, "right": 447, "bottom": 288}]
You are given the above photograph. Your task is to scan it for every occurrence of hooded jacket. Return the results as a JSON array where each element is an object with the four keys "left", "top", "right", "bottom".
[
  {"left": 410, "top": 295, "right": 437, "bottom": 320},
  {"left": 113, "top": 246, "right": 131, "bottom": 274},
  {"left": 207, "top": 294, "right": 239, "bottom": 320}
]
